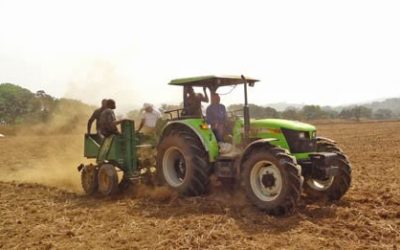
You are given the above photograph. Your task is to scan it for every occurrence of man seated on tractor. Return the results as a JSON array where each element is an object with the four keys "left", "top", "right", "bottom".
[
  {"left": 184, "top": 86, "right": 209, "bottom": 116},
  {"left": 99, "top": 99, "right": 123, "bottom": 138},
  {"left": 137, "top": 103, "right": 161, "bottom": 135},
  {"left": 206, "top": 93, "right": 233, "bottom": 154},
  {"left": 206, "top": 93, "right": 227, "bottom": 142}
]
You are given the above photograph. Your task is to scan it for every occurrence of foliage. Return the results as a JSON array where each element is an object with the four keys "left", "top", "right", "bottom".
[
  {"left": 302, "top": 105, "right": 326, "bottom": 120},
  {"left": 1, "top": 82, "right": 399, "bottom": 130},
  {"left": 0, "top": 83, "right": 37, "bottom": 123},
  {"left": 373, "top": 109, "right": 393, "bottom": 120},
  {"left": 0, "top": 83, "right": 94, "bottom": 134},
  {"left": 228, "top": 104, "right": 279, "bottom": 119},
  {"left": 281, "top": 107, "right": 303, "bottom": 120},
  {"left": 340, "top": 106, "right": 372, "bottom": 121}
]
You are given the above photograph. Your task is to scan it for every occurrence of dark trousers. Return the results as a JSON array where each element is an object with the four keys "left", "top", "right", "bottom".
[{"left": 211, "top": 124, "right": 224, "bottom": 142}]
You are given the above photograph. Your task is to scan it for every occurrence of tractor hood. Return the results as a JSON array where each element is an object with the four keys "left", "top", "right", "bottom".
[{"left": 251, "top": 119, "right": 316, "bottom": 132}]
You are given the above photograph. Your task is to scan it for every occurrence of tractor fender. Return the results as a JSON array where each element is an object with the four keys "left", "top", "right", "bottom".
[
  {"left": 316, "top": 136, "right": 336, "bottom": 144},
  {"left": 239, "top": 138, "right": 279, "bottom": 166},
  {"left": 159, "top": 120, "right": 219, "bottom": 162},
  {"left": 237, "top": 138, "right": 301, "bottom": 179}
]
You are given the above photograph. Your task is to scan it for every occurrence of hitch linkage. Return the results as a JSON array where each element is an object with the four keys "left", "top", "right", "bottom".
[{"left": 309, "top": 152, "right": 339, "bottom": 180}]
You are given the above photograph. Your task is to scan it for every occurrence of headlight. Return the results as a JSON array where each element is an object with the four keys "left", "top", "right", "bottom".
[
  {"left": 311, "top": 131, "right": 316, "bottom": 139},
  {"left": 298, "top": 132, "right": 306, "bottom": 139}
]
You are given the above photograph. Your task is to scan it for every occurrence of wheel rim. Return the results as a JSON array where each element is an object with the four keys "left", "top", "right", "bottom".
[
  {"left": 306, "top": 176, "right": 334, "bottom": 191},
  {"left": 162, "top": 146, "right": 187, "bottom": 187},
  {"left": 250, "top": 160, "right": 283, "bottom": 202},
  {"left": 99, "top": 169, "right": 111, "bottom": 192}
]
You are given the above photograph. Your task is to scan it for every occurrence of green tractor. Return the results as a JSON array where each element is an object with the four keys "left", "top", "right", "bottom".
[{"left": 79, "top": 75, "right": 351, "bottom": 215}]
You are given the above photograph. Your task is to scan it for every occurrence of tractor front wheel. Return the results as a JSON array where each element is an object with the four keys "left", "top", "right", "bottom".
[
  {"left": 242, "top": 146, "right": 302, "bottom": 215},
  {"left": 98, "top": 164, "right": 119, "bottom": 196}
]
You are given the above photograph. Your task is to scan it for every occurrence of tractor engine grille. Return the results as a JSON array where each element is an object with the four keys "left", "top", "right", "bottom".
[{"left": 281, "top": 128, "right": 316, "bottom": 153}]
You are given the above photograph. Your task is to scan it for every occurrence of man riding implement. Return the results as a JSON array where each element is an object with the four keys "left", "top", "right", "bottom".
[
  {"left": 87, "top": 99, "right": 107, "bottom": 134},
  {"left": 99, "top": 99, "right": 122, "bottom": 138}
]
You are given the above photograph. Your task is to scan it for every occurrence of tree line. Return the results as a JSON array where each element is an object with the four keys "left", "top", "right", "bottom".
[
  {"left": 227, "top": 104, "right": 397, "bottom": 121},
  {"left": 0, "top": 83, "right": 93, "bottom": 133},
  {"left": 1, "top": 83, "right": 398, "bottom": 127}
]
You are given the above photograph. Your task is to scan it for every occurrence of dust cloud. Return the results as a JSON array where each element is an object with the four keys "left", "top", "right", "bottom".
[
  {"left": 64, "top": 60, "right": 142, "bottom": 114},
  {"left": 0, "top": 133, "right": 85, "bottom": 192},
  {"left": 0, "top": 99, "right": 92, "bottom": 192}
]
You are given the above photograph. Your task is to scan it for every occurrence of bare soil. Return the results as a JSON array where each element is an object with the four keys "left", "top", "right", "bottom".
[{"left": 0, "top": 121, "right": 399, "bottom": 249}]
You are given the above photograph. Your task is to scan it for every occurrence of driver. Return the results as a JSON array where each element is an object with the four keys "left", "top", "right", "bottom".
[{"left": 206, "top": 93, "right": 227, "bottom": 142}]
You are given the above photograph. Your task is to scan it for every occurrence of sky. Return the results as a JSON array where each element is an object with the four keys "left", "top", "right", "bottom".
[{"left": 0, "top": 0, "right": 399, "bottom": 112}]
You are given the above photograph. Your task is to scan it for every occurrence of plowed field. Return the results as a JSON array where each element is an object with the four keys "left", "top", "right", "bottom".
[{"left": 1, "top": 121, "right": 399, "bottom": 249}]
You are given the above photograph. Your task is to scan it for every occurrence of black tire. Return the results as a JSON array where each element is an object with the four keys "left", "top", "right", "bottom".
[
  {"left": 81, "top": 165, "right": 98, "bottom": 195},
  {"left": 156, "top": 129, "right": 210, "bottom": 196},
  {"left": 303, "top": 139, "right": 352, "bottom": 201},
  {"left": 241, "top": 146, "right": 302, "bottom": 215},
  {"left": 97, "top": 164, "right": 119, "bottom": 196}
]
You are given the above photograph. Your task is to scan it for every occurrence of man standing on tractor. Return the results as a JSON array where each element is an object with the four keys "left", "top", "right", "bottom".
[
  {"left": 99, "top": 99, "right": 122, "bottom": 138},
  {"left": 137, "top": 103, "right": 161, "bottom": 135},
  {"left": 87, "top": 99, "right": 107, "bottom": 134},
  {"left": 185, "top": 86, "right": 209, "bottom": 116}
]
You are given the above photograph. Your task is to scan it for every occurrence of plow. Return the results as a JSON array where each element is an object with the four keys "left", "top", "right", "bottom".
[{"left": 78, "top": 75, "right": 351, "bottom": 215}]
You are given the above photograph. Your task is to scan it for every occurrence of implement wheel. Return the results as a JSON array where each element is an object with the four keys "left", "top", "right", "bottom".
[
  {"left": 81, "top": 165, "right": 98, "bottom": 195},
  {"left": 157, "top": 128, "right": 210, "bottom": 196},
  {"left": 98, "top": 164, "right": 119, "bottom": 196},
  {"left": 242, "top": 146, "right": 302, "bottom": 215}
]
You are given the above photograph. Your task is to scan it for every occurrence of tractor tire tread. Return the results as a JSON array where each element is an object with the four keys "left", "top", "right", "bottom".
[
  {"left": 304, "top": 140, "right": 352, "bottom": 201},
  {"left": 157, "top": 128, "right": 210, "bottom": 196}
]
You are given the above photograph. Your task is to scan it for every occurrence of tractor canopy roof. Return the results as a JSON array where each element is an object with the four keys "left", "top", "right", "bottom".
[{"left": 169, "top": 75, "right": 259, "bottom": 87}]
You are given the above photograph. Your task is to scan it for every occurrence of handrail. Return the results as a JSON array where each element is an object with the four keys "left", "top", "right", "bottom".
[{"left": 164, "top": 108, "right": 184, "bottom": 120}]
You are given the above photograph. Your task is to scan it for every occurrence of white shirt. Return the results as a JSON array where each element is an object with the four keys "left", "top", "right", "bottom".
[{"left": 141, "top": 109, "right": 161, "bottom": 128}]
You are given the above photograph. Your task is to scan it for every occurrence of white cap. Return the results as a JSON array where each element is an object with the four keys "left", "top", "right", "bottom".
[{"left": 142, "top": 103, "right": 153, "bottom": 109}]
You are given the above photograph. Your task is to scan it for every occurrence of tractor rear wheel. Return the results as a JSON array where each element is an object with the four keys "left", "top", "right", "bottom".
[
  {"left": 98, "top": 164, "right": 119, "bottom": 196},
  {"left": 81, "top": 165, "right": 98, "bottom": 195},
  {"left": 304, "top": 139, "right": 352, "bottom": 200},
  {"left": 157, "top": 129, "right": 210, "bottom": 196},
  {"left": 242, "top": 146, "right": 302, "bottom": 215}
]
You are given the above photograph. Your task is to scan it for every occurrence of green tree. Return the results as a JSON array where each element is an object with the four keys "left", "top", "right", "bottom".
[
  {"left": 322, "top": 106, "right": 339, "bottom": 119},
  {"left": 340, "top": 106, "right": 372, "bottom": 121},
  {"left": 263, "top": 106, "right": 280, "bottom": 118},
  {"left": 301, "top": 105, "right": 326, "bottom": 120},
  {"left": 373, "top": 109, "right": 393, "bottom": 120},
  {"left": 228, "top": 104, "right": 279, "bottom": 119},
  {"left": 0, "top": 83, "right": 36, "bottom": 123},
  {"left": 281, "top": 107, "right": 302, "bottom": 120}
]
